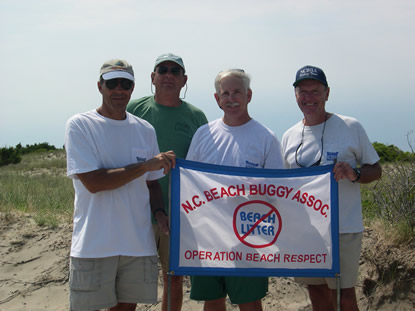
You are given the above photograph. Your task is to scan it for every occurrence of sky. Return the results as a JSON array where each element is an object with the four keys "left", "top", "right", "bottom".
[{"left": 1, "top": 0, "right": 414, "bottom": 152}]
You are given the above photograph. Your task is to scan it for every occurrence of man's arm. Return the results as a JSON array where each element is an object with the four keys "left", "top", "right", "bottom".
[
  {"left": 147, "top": 179, "right": 169, "bottom": 235},
  {"left": 333, "top": 162, "right": 382, "bottom": 184},
  {"left": 77, "top": 151, "right": 175, "bottom": 193}
]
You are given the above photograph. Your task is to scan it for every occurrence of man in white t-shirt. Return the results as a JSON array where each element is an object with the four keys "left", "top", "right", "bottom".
[
  {"left": 282, "top": 65, "right": 382, "bottom": 311},
  {"left": 186, "top": 69, "right": 283, "bottom": 311},
  {"left": 64, "top": 59, "right": 176, "bottom": 311}
]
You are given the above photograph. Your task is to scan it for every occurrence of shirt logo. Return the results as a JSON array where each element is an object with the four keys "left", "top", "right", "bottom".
[
  {"left": 136, "top": 156, "right": 146, "bottom": 163},
  {"left": 326, "top": 152, "right": 338, "bottom": 162},
  {"left": 245, "top": 160, "right": 259, "bottom": 168}
]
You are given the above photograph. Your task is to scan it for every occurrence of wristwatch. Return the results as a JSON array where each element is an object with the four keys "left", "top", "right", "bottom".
[{"left": 352, "top": 168, "right": 361, "bottom": 183}]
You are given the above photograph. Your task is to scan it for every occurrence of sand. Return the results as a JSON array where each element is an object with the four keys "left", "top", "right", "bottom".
[{"left": 0, "top": 215, "right": 414, "bottom": 310}]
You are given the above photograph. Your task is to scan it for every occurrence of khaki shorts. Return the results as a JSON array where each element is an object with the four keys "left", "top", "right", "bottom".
[
  {"left": 69, "top": 255, "right": 158, "bottom": 310},
  {"left": 295, "top": 232, "right": 363, "bottom": 289},
  {"left": 153, "top": 223, "right": 170, "bottom": 272}
]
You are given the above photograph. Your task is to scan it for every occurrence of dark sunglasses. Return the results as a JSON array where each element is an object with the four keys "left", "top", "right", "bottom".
[
  {"left": 105, "top": 78, "right": 134, "bottom": 90},
  {"left": 156, "top": 66, "right": 182, "bottom": 76}
]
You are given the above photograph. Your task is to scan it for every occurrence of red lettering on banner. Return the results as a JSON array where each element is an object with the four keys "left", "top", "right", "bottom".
[
  {"left": 181, "top": 195, "right": 203, "bottom": 214},
  {"left": 228, "top": 185, "right": 237, "bottom": 197},
  {"left": 278, "top": 186, "right": 294, "bottom": 198},
  {"left": 245, "top": 253, "right": 280, "bottom": 262},
  {"left": 203, "top": 184, "right": 246, "bottom": 203},
  {"left": 307, "top": 195, "right": 315, "bottom": 207},
  {"left": 204, "top": 190, "right": 213, "bottom": 202},
  {"left": 291, "top": 190, "right": 330, "bottom": 219},
  {"left": 321, "top": 204, "right": 329, "bottom": 218},
  {"left": 301, "top": 192, "right": 308, "bottom": 204},
  {"left": 313, "top": 199, "right": 322, "bottom": 211},
  {"left": 220, "top": 187, "right": 229, "bottom": 198},
  {"left": 193, "top": 195, "right": 202, "bottom": 207},
  {"left": 210, "top": 188, "right": 220, "bottom": 200},
  {"left": 236, "top": 184, "right": 246, "bottom": 196},
  {"left": 249, "top": 184, "right": 294, "bottom": 198},
  {"left": 283, "top": 253, "right": 327, "bottom": 263},
  {"left": 292, "top": 190, "right": 301, "bottom": 202},
  {"left": 184, "top": 250, "right": 243, "bottom": 261}
]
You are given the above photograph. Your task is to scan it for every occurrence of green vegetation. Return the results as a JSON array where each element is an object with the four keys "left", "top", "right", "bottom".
[
  {"left": 0, "top": 142, "right": 57, "bottom": 167},
  {"left": 1, "top": 140, "right": 414, "bottom": 243},
  {"left": 363, "top": 136, "right": 415, "bottom": 244},
  {"left": 0, "top": 148, "right": 73, "bottom": 228}
]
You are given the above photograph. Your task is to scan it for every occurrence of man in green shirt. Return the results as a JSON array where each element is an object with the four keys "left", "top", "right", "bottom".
[{"left": 127, "top": 53, "right": 208, "bottom": 311}]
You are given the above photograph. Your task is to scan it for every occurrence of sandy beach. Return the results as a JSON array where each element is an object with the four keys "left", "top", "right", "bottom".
[{"left": 0, "top": 215, "right": 414, "bottom": 310}]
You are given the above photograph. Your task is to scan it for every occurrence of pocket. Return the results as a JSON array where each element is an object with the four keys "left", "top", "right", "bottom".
[
  {"left": 69, "top": 258, "right": 100, "bottom": 291},
  {"left": 144, "top": 255, "right": 159, "bottom": 284}
]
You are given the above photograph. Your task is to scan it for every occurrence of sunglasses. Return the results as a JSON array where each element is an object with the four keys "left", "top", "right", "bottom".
[
  {"left": 156, "top": 66, "right": 182, "bottom": 76},
  {"left": 295, "top": 118, "right": 327, "bottom": 168},
  {"left": 104, "top": 78, "right": 134, "bottom": 90}
]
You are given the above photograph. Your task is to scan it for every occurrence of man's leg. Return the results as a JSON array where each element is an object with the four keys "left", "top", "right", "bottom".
[
  {"left": 153, "top": 224, "right": 185, "bottom": 311},
  {"left": 238, "top": 299, "right": 263, "bottom": 311},
  {"left": 108, "top": 302, "right": 137, "bottom": 311},
  {"left": 204, "top": 297, "right": 227, "bottom": 311},
  {"left": 308, "top": 284, "right": 335, "bottom": 310},
  {"left": 330, "top": 287, "right": 359, "bottom": 311},
  {"left": 161, "top": 272, "right": 183, "bottom": 311}
]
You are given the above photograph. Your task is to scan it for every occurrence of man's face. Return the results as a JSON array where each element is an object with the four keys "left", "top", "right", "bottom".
[
  {"left": 215, "top": 76, "right": 252, "bottom": 126},
  {"left": 295, "top": 79, "right": 329, "bottom": 120},
  {"left": 98, "top": 78, "right": 134, "bottom": 119},
  {"left": 151, "top": 61, "right": 187, "bottom": 95}
]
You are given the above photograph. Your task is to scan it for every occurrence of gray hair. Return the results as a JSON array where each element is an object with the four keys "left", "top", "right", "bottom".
[{"left": 214, "top": 69, "right": 251, "bottom": 94}]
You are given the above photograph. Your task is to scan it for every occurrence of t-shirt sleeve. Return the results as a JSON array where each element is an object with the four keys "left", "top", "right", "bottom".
[
  {"left": 356, "top": 122, "right": 380, "bottom": 165},
  {"left": 65, "top": 118, "right": 100, "bottom": 179}
]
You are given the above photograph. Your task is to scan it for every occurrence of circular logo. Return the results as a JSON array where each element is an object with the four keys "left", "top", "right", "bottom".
[{"left": 233, "top": 200, "right": 282, "bottom": 248}]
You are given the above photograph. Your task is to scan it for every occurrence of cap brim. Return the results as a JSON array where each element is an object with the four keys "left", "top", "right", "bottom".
[
  {"left": 293, "top": 77, "right": 327, "bottom": 87},
  {"left": 102, "top": 71, "right": 135, "bottom": 81},
  {"left": 154, "top": 60, "right": 185, "bottom": 72}
]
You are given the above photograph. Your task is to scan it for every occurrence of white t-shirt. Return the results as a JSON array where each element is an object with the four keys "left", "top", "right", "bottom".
[
  {"left": 65, "top": 110, "right": 163, "bottom": 258},
  {"left": 282, "top": 113, "right": 380, "bottom": 233},
  {"left": 186, "top": 118, "right": 283, "bottom": 169}
]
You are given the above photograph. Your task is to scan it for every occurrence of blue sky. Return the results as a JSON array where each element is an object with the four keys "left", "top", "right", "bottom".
[{"left": 1, "top": 0, "right": 414, "bottom": 151}]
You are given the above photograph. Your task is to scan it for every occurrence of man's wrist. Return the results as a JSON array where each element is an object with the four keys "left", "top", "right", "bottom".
[
  {"left": 153, "top": 208, "right": 167, "bottom": 218},
  {"left": 352, "top": 167, "right": 361, "bottom": 183}
]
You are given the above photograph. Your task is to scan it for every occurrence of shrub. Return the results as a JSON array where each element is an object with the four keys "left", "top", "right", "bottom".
[
  {"left": 365, "top": 134, "right": 415, "bottom": 241},
  {"left": 0, "top": 146, "right": 22, "bottom": 166}
]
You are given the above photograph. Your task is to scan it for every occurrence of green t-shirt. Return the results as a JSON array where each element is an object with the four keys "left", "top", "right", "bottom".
[{"left": 127, "top": 96, "right": 208, "bottom": 219}]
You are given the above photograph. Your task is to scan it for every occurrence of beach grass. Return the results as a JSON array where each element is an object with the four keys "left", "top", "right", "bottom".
[
  {"left": 1, "top": 149, "right": 414, "bottom": 243},
  {"left": 0, "top": 149, "right": 73, "bottom": 227}
]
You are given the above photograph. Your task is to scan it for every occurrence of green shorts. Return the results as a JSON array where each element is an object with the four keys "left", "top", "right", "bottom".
[{"left": 190, "top": 275, "right": 268, "bottom": 305}]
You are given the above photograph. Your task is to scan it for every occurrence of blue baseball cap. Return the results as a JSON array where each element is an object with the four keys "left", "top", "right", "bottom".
[{"left": 293, "top": 65, "right": 328, "bottom": 87}]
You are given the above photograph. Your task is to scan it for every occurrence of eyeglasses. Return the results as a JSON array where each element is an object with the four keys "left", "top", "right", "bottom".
[
  {"left": 156, "top": 66, "right": 182, "bottom": 76},
  {"left": 105, "top": 78, "right": 134, "bottom": 90},
  {"left": 295, "top": 117, "right": 327, "bottom": 168}
]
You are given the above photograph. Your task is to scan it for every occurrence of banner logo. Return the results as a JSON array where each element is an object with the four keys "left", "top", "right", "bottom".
[{"left": 233, "top": 200, "right": 282, "bottom": 248}]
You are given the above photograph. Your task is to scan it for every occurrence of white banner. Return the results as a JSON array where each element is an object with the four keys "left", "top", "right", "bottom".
[{"left": 170, "top": 159, "right": 339, "bottom": 277}]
